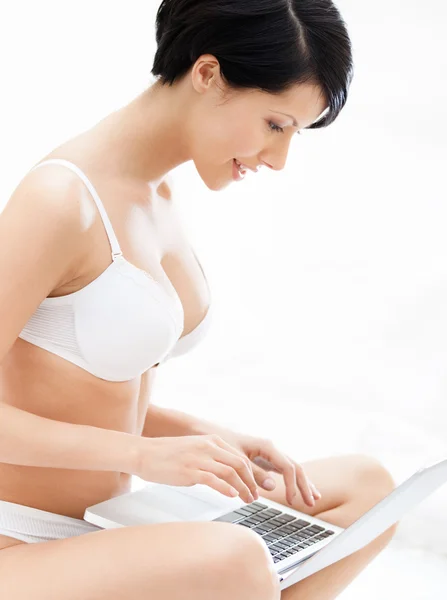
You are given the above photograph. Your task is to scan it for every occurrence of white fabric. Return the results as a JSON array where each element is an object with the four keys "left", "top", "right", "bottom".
[
  {"left": 0, "top": 500, "right": 102, "bottom": 543},
  {"left": 17, "top": 159, "right": 212, "bottom": 381}
]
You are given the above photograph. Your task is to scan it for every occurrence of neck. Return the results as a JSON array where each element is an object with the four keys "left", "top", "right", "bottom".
[{"left": 92, "top": 79, "right": 193, "bottom": 184}]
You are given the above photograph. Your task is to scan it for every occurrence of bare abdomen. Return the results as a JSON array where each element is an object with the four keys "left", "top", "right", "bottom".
[{"left": 0, "top": 338, "right": 152, "bottom": 519}]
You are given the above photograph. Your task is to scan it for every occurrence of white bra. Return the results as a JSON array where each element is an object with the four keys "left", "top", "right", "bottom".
[{"left": 18, "top": 159, "right": 213, "bottom": 382}]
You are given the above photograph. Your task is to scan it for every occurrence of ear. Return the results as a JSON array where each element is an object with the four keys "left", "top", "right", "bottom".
[{"left": 190, "top": 54, "right": 222, "bottom": 94}]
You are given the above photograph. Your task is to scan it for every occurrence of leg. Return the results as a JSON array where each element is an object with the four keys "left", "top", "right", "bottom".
[
  {"left": 0, "top": 520, "right": 280, "bottom": 600},
  {"left": 257, "top": 453, "right": 398, "bottom": 600}
]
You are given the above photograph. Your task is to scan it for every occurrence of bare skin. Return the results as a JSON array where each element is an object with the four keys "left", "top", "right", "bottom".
[
  {"left": 0, "top": 55, "right": 396, "bottom": 598},
  {"left": 0, "top": 54, "right": 327, "bottom": 525}
]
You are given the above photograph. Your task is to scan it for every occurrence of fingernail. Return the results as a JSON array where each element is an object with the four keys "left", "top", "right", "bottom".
[
  {"left": 263, "top": 478, "right": 276, "bottom": 490},
  {"left": 311, "top": 484, "right": 322, "bottom": 498}
]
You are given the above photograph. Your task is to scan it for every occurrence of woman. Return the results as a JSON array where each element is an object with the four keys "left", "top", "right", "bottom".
[{"left": 0, "top": 1, "right": 397, "bottom": 598}]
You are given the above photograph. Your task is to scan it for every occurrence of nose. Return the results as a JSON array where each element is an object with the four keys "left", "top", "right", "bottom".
[{"left": 260, "top": 141, "right": 292, "bottom": 172}]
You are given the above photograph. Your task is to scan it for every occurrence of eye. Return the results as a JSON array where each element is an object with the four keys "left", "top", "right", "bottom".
[{"left": 268, "top": 121, "right": 285, "bottom": 134}]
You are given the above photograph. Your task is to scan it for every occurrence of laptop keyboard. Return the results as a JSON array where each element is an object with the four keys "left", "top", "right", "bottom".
[{"left": 213, "top": 501, "right": 334, "bottom": 563}]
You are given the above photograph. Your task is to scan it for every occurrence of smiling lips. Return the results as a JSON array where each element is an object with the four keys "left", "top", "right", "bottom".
[
  {"left": 234, "top": 159, "right": 259, "bottom": 173},
  {"left": 232, "top": 158, "right": 262, "bottom": 182}
]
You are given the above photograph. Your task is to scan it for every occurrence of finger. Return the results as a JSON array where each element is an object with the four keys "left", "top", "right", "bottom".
[
  {"left": 212, "top": 438, "right": 259, "bottom": 499},
  {"left": 259, "top": 443, "right": 299, "bottom": 505},
  {"left": 295, "top": 470, "right": 316, "bottom": 507},
  {"left": 200, "top": 458, "right": 255, "bottom": 503},
  {"left": 252, "top": 455, "right": 281, "bottom": 473},
  {"left": 211, "top": 447, "right": 259, "bottom": 502},
  {"left": 268, "top": 448, "right": 314, "bottom": 507},
  {"left": 196, "top": 470, "right": 240, "bottom": 499},
  {"left": 309, "top": 480, "right": 322, "bottom": 500},
  {"left": 251, "top": 463, "right": 275, "bottom": 492}
]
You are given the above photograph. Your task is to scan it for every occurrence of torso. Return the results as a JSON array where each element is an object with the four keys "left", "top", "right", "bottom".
[{"left": 0, "top": 127, "right": 210, "bottom": 532}]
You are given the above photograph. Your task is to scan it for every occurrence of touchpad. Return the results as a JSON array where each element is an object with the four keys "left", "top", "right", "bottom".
[{"left": 133, "top": 485, "right": 216, "bottom": 520}]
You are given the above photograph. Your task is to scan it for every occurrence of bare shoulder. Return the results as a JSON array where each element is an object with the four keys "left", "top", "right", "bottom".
[
  {"left": 0, "top": 163, "right": 91, "bottom": 363},
  {"left": 11, "top": 160, "right": 93, "bottom": 221}
]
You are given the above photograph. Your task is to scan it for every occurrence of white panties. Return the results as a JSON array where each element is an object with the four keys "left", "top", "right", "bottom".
[{"left": 0, "top": 500, "right": 103, "bottom": 543}]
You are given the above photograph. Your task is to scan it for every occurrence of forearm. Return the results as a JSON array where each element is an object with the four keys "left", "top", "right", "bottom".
[
  {"left": 0, "top": 403, "right": 140, "bottom": 474},
  {"left": 143, "top": 403, "right": 225, "bottom": 438}
]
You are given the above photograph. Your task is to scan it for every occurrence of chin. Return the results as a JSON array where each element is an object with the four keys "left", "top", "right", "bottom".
[
  {"left": 196, "top": 162, "right": 232, "bottom": 192},
  {"left": 205, "top": 179, "right": 231, "bottom": 192}
]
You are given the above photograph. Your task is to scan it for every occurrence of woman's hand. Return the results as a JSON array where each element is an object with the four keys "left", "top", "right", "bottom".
[
  {"left": 133, "top": 434, "right": 259, "bottom": 504},
  {"left": 212, "top": 428, "right": 322, "bottom": 507}
]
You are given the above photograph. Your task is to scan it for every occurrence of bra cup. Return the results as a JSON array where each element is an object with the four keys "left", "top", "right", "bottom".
[
  {"left": 74, "top": 262, "right": 183, "bottom": 380},
  {"left": 20, "top": 159, "right": 211, "bottom": 382}
]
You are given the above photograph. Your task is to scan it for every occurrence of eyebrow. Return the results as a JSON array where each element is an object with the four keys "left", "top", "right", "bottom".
[{"left": 270, "top": 110, "right": 300, "bottom": 128}]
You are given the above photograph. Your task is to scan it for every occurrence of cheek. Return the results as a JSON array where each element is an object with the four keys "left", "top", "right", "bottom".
[
  {"left": 221, "top": 120, "right": 265, "bottom": 159},
  {"left": 192, "top": 112, "right": 264, "bottom": 167}
]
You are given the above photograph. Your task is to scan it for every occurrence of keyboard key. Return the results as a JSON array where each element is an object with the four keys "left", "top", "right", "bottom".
[
  {"left": 309, "top": 525, "right": 325, "bottom": 532},
  {"left": 267, "top": 518, "right": 286, "bottom": 528},
  {"left": 278, "top": 525, "right": 296, "bottom": 534},
  {"left": 265, "top": 509, "right": 282, "bottom": 516},
  {"left": 240, "top": 506, "right": 263, "bottom": 514},
  {"left": 254, "top": 514, "right": 272, "bottom": 523},
  {"left": 290, "top": 533, "right": 307, "bottom": 542},
  {"left": 213, "top": 511, "right": 246, "bottom": 523},
  {"left": 253, "top": 527, "right": 268, "bottom": 535},
  {"left": 263, "top": 535, "right": 278, "bottom": 543},
  {"left": 249, "top": 502, "right": 269, "bottom": 511},
  {"left": 296, "top": 530, "right": 313, "bottom": 539},
  {"left": 235, "top": 508, "right": 255, "bottom": 516},
  {"left": 258, "top": 523, "right": 278, "bottom": 533},
  {"left": 276, "top": 541, "right": 293, "bottom": 550},
  {"left": 296, "top": 519, "right": 311, "bottom": 527},
  {"left": 274, "top": 515, "right": 296, "bottom": 524},
  {"left": 288, "top": 522, "right": 308, "bottom": 532},
  {"left": 244, "top": 518, "right": 261, "bottom": 525}
]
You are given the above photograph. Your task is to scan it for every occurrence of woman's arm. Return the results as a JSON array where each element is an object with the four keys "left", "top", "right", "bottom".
[
  {"left": 142, "top": 403, "right": 226, "bottom": 438},
  {"left": 0, "top": 403, "right": 140, "bottom": 474}
]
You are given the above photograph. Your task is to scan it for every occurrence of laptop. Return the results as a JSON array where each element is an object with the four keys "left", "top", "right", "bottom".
[{"left": 84, "top": 455, "right": 447, "bottom": 591}]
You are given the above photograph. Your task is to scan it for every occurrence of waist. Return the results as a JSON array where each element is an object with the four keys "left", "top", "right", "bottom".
[
  {"left": 0, "top": 339, "right": 150, "bottom": 518},
  {"left": 0, "top": 463, "right": 133, "bottom": 520},
  {"left": 0, "top": 499, "right": 103, "bottom": 542}
]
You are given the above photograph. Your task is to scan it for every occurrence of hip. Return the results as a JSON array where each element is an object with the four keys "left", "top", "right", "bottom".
[
  {"left": 0, "top": 463, "right": 132, "bottom": 520},
  {"left": 0, "top": 499, "right": 103, "bottom": 544}
]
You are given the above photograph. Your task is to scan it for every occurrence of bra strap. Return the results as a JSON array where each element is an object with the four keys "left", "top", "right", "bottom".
[{"left": 30, "top": 158, "right": 123, "bottom": 259}]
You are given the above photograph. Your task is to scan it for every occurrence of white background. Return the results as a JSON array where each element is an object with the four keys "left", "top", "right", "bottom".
[{"left": 1, "top": 2, "right": 446, "bottom": 597}]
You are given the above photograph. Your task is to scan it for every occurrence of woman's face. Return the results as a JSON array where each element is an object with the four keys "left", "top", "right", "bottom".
[{"left": 187, "top": 55, "right": 329, "bottom": 191}]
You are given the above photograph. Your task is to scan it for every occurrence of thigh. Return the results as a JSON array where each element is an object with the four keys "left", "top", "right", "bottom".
[
  {"left": 0, "top": 534, "right": 26, "bottom": 550},
  {"left": 258, "top": 453, "right": 393, "bottom": 517},
  {"left": 0, "top": 521, "right": 277, "bottom": 600}
]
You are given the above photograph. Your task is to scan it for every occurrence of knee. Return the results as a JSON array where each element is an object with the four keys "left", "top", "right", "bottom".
[
  {"left": 215, "top": 523, "right": 281, "bottom": 600},
  {"left": 353, "top": 454, "right": 399, "bottom": 539},
  {"left": 354, "top": 454, "right": 396, "bottom": 499}
]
